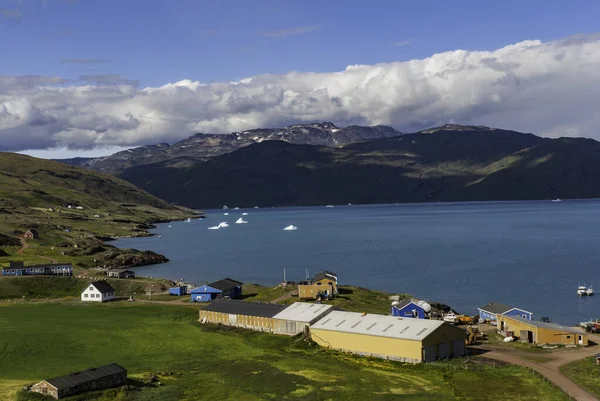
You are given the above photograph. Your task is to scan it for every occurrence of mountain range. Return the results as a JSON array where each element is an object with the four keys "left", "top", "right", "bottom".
[
  {"left": 60, "top": 122, "right": 402, "bottom": 174},
  {"left": 113, "top": 124, "right": 600, "bottom": 208}
]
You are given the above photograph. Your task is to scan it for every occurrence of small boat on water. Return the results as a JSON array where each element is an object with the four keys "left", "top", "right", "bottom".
[
  {"left": 283, "top": 225, "right": 298, "bottom": 231},
  {"left": 587, "top": 284, "right": 594, "bottom": 296},
  {"left": 577, "top": 285, "right": 588, "bottom": 296},
  {"left": 443, "top": 312, "right": 459, "bottom": 324}
]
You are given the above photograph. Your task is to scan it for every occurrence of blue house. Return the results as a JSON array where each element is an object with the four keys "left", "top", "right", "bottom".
[
  {"left": 391, "top": 299, "right": 429, "bottom": 319},
  {"left": 209, "top": 278, "right": 243, "bottom": 299},
  {"left": 169, "top": 286, "right": 188, "bottom": 296},
  {"left": 478, "top": 302, "right": 533, "bottom": 322},
  {"left": 190, "top": 285, "right": 222, "bottom": 302},
  {"left": 1, "top": 261, "right": 73, "bottom": 277}
]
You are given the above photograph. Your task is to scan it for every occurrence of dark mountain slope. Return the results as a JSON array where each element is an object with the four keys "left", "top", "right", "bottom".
[{"left": 117, "top": 126, "right": 600, "bottom": 208}]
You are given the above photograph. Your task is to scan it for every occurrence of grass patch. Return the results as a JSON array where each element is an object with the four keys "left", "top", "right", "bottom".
[
  {"left": 560, "top": 357, "right": 600, "bottom": 397},
  {"left": 0, "top": 303, "right": 571, "bottom": 401}
]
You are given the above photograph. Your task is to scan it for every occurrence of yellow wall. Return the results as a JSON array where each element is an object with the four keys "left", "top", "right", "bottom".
[
  {"left": 497, "top": 315, "right": 588, "bottom": 346},
  {"left": 314, "top": 277, "right": 337, "bottom": 293},
  {"left": 298, "top": 284, "right": 333, "bottom": 299},
  {"left": 199, "top": 310, "right": 276, "bottom": 332},
  {"left": 310, "top": 329, "right": 424, "bottom": 362}
]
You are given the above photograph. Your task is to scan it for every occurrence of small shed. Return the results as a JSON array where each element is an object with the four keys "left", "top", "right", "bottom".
[
  {"left": 169, "top": 286, "right": 188, "bottom": 296},
  {"left": 209, "top": 278, "right": 243, "bottom": 299},
  {"left": 272, "top": 302, "right": 334, "bottom": 335},
  {"left": 478, "top": 302, "right": 532, "bottom": 322},
  {"left": 310, "top": 311, "right": 467, "bottom": 363},
  {"left": 24, "top": 229, "right": 39, "bottom": 239},
  {"left": 199, "top": 300, "right": 286, "bottom": 333},
  {"left": 106, "top": 269, "right": 135, "bottom": 279},
  {"left": 190, "top": 285, "right": 221, "bottom": 302},
  {"left": 30, "top": 363, "right": 127, "bottom": 399},
  {"left": 497, "top": 315, "right": 588, "bottom": 346},
  {"left": 391, "top": 299, "right": 430, "bottom": 319}
]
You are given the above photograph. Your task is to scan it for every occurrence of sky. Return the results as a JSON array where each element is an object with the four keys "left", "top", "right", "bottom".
[{"left": 1, "top": 0, "right": 600, "bottom": 158}]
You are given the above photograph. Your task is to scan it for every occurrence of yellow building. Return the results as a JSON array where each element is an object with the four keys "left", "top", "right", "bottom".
[
  {"left": 199, "top": 300, "right": 287, "bottom": 333},
  {"left": 497, "top": 315, "right": 588, "bottom": 346},
  {"left": 299, "top": 270, "right": 338, "bottom": 300},
  {"left": 310, "top": 311, "right": 467, "bottom": 363}
]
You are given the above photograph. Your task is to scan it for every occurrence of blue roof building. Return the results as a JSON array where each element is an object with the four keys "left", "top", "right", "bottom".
[
  {"left": 190, "top": 285, "right": 222, "bottom": 302},
  {"left": 477, "top": 302, "right": 533, "bottom": 322},
  {"left": 391, "top": 299, "right": 430, "bottom": 319}
]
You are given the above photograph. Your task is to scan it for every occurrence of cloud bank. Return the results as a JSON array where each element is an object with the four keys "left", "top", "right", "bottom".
[{"left": 2, "top": 33, "right": 600, "bottom": 151}]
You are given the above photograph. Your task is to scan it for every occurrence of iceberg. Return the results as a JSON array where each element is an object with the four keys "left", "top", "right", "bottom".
[
  {"left": 218, "top": 222, "right": 229, "bottom": 228},
  {"left": 224, "top": 213, "right": 229, "bottom": 215},
  {"left": 207, "top": 226, "right": 220, "bottom": 230},
  {"left": 242, "top": 212, "right": 248, "bottom": 216},
  {"left": 283, "top": 225, "right": 298, "bottom": 231},
  {"left": 236, "top": 218, "right": 248, "bottom": 224}
]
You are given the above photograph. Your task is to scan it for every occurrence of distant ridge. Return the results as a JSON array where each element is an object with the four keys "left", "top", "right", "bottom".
[{"left": 58, "top": 122, "right": 402, "bottom": 174}]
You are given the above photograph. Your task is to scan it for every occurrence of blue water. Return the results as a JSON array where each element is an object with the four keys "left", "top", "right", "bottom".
[{"left": 115, "top": 201, "right": 600, "bottom": 325}]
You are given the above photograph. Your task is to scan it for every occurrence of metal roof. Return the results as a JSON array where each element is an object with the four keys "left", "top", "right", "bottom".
[
  {"left": 392, "top": 299, "right": 420, "bottom": 310},
  {"left": 310, "top": 311, "right": 446, "bottom": 341},
  {"left": 272, "top": 302, "right": 333, "bottom": 322},
  {"left": 190, "top": 285, "right": 222, "bottom": 294},
  {"left": 478, "top": 302, "right": 513, "bottom": 314},
  {"left": 45, "top": 363, "right": 126, "bottom": 390},
  {"left": 89, "top": 280, "right": 115, "bottom": 293},
  {"left": 502, "top": 315, "right": 586, "bottom": 334},
  {"left": 209, "top": 278, "right": 243, "bottom": 292},
  {"left": 201, "top": 300, "right": 286, "bottom": 318},
  {"left": 313, "top": 270, "right": 337, "bottom": 282}
]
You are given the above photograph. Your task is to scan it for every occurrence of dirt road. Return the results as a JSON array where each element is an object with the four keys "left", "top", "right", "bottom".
[
  {"left": 471, "top": 335, "right": 600, "bottom": 401},
  {"left": 16, "top": 237, "right": 58, "bottom": 263}
]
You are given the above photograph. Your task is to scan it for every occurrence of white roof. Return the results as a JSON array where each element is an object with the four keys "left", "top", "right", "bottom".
[
  {"left": 310, "top": 310, "right": 446, "bottom": 341},
  {"left": 272, "top": 302, "right": 333, "bottom": 322}
]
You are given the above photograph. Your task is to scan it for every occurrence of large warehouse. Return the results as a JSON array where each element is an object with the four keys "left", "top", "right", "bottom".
[
  {"left": 310, "top": 311, "right": 467, "bottom": 363},
  {"left": 199, "top": 300, "right": 287, "bottom": 333},
  {"left": 272, "top": 302, "right": 334, "bottom": 335}
]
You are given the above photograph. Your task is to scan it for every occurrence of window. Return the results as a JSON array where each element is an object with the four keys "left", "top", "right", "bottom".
[
  {"left": 84, "top": 294, "right": 88, "bottom": 298},
  {"left": 89, "top": 287, "right": 94, "bottom": 290},
  {"left": 566, "top": 336, "right": 571, "bottom": 339}
]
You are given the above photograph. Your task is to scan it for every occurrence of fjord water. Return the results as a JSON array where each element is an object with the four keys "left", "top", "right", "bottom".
[{"left": 115, "top": 201, "right": 600, "bottom": 325}]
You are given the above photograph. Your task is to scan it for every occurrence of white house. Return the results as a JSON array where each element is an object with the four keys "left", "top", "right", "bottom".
[{"left": 81, "top": 281, "right": 116, "bottom": 302}]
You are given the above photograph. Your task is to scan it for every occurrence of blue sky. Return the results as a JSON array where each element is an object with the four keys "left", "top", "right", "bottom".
[
  {"left": 2, "top": 0, "right": 600, "bottom": 158},
  {"left": 2, "top": 0, "right": 600, "bottom": 87}
]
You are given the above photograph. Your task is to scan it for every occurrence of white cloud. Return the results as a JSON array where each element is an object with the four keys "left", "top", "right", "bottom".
[{"left": 2, "top": 33, "right": 600, "bottom": 152}]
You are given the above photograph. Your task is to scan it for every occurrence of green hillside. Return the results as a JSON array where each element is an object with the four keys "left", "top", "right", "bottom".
[
  {"left": 0, "top": 152, "right": 196, "bottom": 268},
  {"left": 118, "top": 127, "right": 600, "bottom": 208}
]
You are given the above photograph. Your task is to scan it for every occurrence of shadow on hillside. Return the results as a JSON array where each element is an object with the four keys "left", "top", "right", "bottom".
[
  {"left": 241, "top": 293, "right": 258, "bottom": 299},
  {"left": 338, "top": 288, "right": 353, "bottom": 295}
]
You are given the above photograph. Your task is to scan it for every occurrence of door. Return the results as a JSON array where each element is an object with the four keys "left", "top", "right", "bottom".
[
  {"left": 578, "top": 335, "right": 584, "bottom": 345},
  {"left": 422, "top": 346, "right": 437, "bottom": 362},
  {"left": 453, "top": 340, "right": 465, "bottom": 356},
  {"left": 228, "top": 314, "right": 237, "bottom": 325},
  {"left": 438, "top": 343, "right": 450, "bottom": 359}
]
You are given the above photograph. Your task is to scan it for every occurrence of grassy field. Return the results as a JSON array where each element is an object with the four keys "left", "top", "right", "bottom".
[
  {"left": 0, "top": 276, "right": 175, "bottom": 300},
  {"left": 0, "top": 303, "right": 571, "bottom": 401},
  {"left": 560, "top": 357, "right": 600, "bottom": 398}
]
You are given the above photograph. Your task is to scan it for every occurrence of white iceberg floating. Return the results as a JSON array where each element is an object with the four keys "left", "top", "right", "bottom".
[
  {"left": 283, "top": 225, "right": 298, "bottom": 231},
  {"left": 218, "top": 222, "right": 229, "bottom": 228},
  {"left": 207, "top": 226, "right": 220, "bottom": 230},
  {"left": 168, "top": 225, "right": 172, "bottom": 228},
  {"left": 224, "top": 213, "right": 229, "bottom": 215},
  {"left": 236, "top": 218, "right": 248, "bottom": 224},
  {"left": 242, "top": 212, "right": 248, "bottom": 216},
  {"left": 233, "top": 207, "right": 240, "bottom": 210}
]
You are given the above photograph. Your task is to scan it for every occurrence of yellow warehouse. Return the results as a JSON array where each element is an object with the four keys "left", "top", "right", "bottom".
[
  {"left": 199, "top": 300, "right": 287, "bottom": 333},
  {"left": 310, "top": 311, "right": 467, "bottom": 363},
  {"left": 497, "top": 315, "right": 588, "bottom": 346}
]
